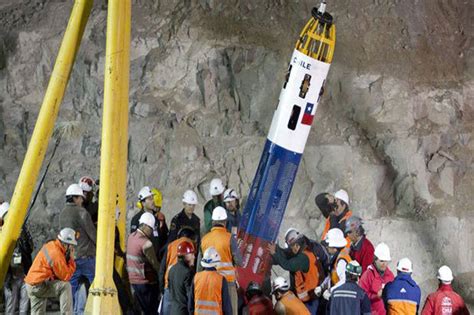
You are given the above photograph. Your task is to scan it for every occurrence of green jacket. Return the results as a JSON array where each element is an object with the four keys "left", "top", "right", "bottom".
[{"left": 203, "top": 198, "right": 225, "bottom": 233}]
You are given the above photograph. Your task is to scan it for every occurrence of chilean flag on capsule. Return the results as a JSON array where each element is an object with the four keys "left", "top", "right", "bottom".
[{"left": 301, "top": 102, "right": 315, "bottom": 125}]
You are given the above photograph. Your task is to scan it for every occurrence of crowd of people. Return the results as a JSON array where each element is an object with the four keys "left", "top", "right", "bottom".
[{"left": 0, "top": 176, "right": 470, "bottom": 315}]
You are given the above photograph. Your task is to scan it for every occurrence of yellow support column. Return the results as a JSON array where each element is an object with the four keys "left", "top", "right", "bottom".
[
  {"left": 0, "top": 0, "right": 92, "bottom": 286},
  {"left": 86, "top": 0, "right": 130, "bottom": 312},
  {"left": 115, "top": 0, "right": 131, "bottom": 278}
]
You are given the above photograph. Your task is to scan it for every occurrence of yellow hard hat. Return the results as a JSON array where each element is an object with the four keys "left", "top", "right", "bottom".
[
  {"left": 136, "top": 187, "right": 163, "bottom": 209},
  {"left": 152, "top": 188, "right": 163, "bottom": 208}
]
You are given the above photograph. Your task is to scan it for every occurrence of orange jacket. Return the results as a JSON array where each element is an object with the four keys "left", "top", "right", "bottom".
[
  {"left": 277, "top": 291, "right": 310, "bottom": 315},
  {"left": 321, "top": 210, "right": 353, "bottom": 248},
  {"left": 331, "top": 247, "right": 352, "bottom": 285},
  {"left": 164, "top": 236, "right": 194, "bottom": 288},
  {"left": 295, "top": 249, "right": 319, "bottom": 302},
  {"left": 201, "top": 226, "right": 235, "bottom": 282},
  {"left": 194, "top": 270, "right": 224, "bottom": 315},
  {"left": 25, "top": 240, "right": 76, "bottom": 286}
]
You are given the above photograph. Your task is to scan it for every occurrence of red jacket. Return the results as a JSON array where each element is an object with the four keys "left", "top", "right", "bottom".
[
  {"left": 421, "top": 284, "right": 470, "bottom": 315},
  {"left": 350, "top": 236, "right": 375, "bottom": 273},
  {"left": 359, "top": 264, "right": 395, "bottom": 315}
]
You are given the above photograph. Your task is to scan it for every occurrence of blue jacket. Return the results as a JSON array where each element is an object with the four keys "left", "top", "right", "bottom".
[
  {"left": 329, "top": 281, "right": 372, "bottom": 315},
  {"left": 383, "top": 273, "right": 421, "bottom": 314}
]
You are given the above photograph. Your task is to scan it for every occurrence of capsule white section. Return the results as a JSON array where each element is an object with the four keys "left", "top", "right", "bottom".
[{"left": 268, "top": 49, "right": 330, "bottom": 153}]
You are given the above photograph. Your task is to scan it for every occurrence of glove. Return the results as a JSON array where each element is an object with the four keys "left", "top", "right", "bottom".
[
  {"left": 323, "top": 289, "right": 331, "bottom": 300},
  {"left": 314, "top": 286, "right": 323, "bottom": 297}
]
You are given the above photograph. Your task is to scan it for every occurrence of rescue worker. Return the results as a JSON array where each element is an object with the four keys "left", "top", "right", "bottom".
[
  {"left": 203, "top": 178, "right": 225, "bottom": 233},
  {"left": 223, "top": 188, "right": 241, "bottom": 237},
  {"left": 242, "top": 281, "right": 274, "bottom": 315},
  {"left": 328, "top": 261, "right": 371, "bottom": 315},
  {"left": 269, "top": 229, "right": 320, "bottom": 314},
  {"left": 78, "top": 176, "right": 98, "bottom": 225},
  {"left": 315, "top": 228, "right": 352, "bottom": 302},
  {"left": 168, "top": 241, "right": 196, "bottom": 315},
  {"left": 359, "top": 243, "right": 395, "bottom": 315},
  {"left": 200, "top": 206, "right": 242, "bottom": 315},
  {"left": 24, "top": 228, "right": 77, "bottom": 315},
  {"left": 346, "top": 216, "right": 375, "bottom": 273},
  {"left": 383, "top": 258, "right": 421, "bottom": 314},
  {"left": 1, "top": 201, "right": 34, "bottom": 314},
  {"left": 272, "top": 276, "right": 310, "bottom": 315},
  {"left": 126, "top": 212, "right": 161, "bottom": 315},
  {"left": 168, "top": 189, "right": 201, "bottom": 243},
  {"left": 159, "top": 227, "right": 197, "bottom": 315},
  {"left": 130, "top": 186, "right": 168, "bottom": 260},
  {"left": 421, "top": 265, "right": 469, "bottom": 315},
  {"left": 321, "top": 189, "right": 353, "bottom": 241},
  {"left": 189, "top": 247, "right": 232, "bottom": 315},
  {"left": 58, "top": 183, "right": 96, "bottom": 314}
]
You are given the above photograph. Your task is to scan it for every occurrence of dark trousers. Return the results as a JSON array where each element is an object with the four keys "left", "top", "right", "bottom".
[{"left": 132, "top": 283, "right": 159, "bottom": 315}]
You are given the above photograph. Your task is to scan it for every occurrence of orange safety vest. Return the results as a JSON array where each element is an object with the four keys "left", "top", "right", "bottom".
[
  {"left": 295, "top": 249, "right": 319, "bottom": 302},
  {"left": 25, "top": 240, "right": 76, "bottom": 286},
  {"left": 201, "top": 226, "right": 235, "bottom": 282},
  {"left": 330, "top": 247, "right": 352, "bottom": 285},
  {"left": 164, "top": 236, "right": 194, "bottom": 288},
  {"left": 194, "top": 270, "right": 224, "bottom": 315},
  {"left": 321, "top": 210, "right": 353, "bottom": 248},
  {"left": 278, "top": 291, "right": 310, "bottom": 315}
]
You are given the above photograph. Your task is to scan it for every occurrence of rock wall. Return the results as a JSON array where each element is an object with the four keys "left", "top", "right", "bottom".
[{"left": 0, "top": 0, "right": 473, "bottom": 307}]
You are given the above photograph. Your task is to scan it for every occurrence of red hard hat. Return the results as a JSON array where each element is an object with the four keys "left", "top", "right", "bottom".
[{"left": 177, "top": 241, "right": 194, "bottom": 256}]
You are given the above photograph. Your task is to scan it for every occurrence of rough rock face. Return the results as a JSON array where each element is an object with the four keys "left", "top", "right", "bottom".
[{"left": 0, "top": 0, "right": 472, "bottom": 307}]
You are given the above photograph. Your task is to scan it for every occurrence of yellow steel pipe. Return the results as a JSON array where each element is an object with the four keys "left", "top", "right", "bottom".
[
  {"left": 86, "top": 0, "right": 130, "bottom": 312},
  {"left": 0, "top": 0, "right": 92, "bottom": 286},
  {"left": 114, "top": 0, "right": 131, "bottom": 278}
]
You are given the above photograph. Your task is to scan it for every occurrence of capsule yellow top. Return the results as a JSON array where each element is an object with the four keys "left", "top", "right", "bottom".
[{"left": 296, "top": 8, "right": 336, "bottom": 63}]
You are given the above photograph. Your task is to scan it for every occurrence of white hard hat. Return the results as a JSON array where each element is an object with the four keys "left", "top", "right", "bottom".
[
  {"left": 182, "top": 190, "right": 198, "bottom": 205},
  {"left": 0, "top": 202, "right": 10, "bottom": 219},
  {"left": 285, "top": 228, "right": 303, "bottom": 245},
  {"left": 201, "top": 247, "right": 221, "bottom": 268},
  {"left": 57, "top": 228, "right": 77, "bottom": 246},
  {"left": 223, "top": 188, "right": 239, "bottom": 202},
  {"left": 374, "top": 242, "right": 391, "bottom": 261},
  {"left": 334, "top": 189, "right": 349, "bottom": 205},
  {"left": 271, "top": 277, "right": 289, "bottom": 293},
  {"left": 139, "top": 212, "right": 156, "bottom": 228},
  {"left": 209, "top": 178, "right": 225, "bottom": 196},
  {"left": 138, "top": 186, "right": 154, "bottom": 201},
  {"left": 397, "top": 258, "right": 413, "bottom": 273},
  {"left": 325, "top": 228, "right": 348, "bottom": 248},
  {"left": 437, "top": 265, "right": 454, "bottom": 282},
  {"left": 78, "top": 176, "right": 95, "bottom": 192},
  {"left": 212, "top": 206, "right": 227, "bottom": 221},
  {"left": 66, "top": 184, "right": 85, "bottom": 197}
]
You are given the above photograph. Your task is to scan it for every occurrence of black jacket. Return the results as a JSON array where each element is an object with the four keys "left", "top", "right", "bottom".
[
  {"left": 168, "top": 209, "right": 201, "bottom": 244},
  {"left": 168, "top": 259, "right": 194, "bottom": 315}
]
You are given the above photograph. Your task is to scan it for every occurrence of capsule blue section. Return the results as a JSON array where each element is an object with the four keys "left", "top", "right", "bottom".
[{"left": 239, "top": 139, "right": 302, "bottom": 242}]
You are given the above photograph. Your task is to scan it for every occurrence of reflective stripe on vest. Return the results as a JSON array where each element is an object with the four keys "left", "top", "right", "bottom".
[
  {"left": 201, "top": 227, "right": 235, "bottom": 282},
  {"left": 42, "top": 247, "right": 53, "bottom": 268},
  {"left": 194, "top": 271, "right": 223, "bottom": 315},
  {"left": 295, "top": 249, "right": 319, "bottom": 302},
  {"left": 331, "top": 247, "right": 352, "bottom": 285}
]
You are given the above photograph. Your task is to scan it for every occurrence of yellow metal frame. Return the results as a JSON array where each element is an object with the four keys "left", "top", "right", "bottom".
[
  {"left": 296, "top": 16, "right": 336, "bottom": 63},
  {"left": 86, "top": 0, "right": 131, "bottom": 312},
  {"left": 0, "top": 0, "right": 93, "bottom": 287}
]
